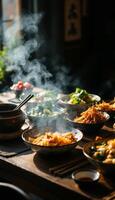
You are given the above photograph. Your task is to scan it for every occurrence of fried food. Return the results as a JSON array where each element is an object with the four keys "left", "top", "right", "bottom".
[
  {"left": 95, "top": 101, "right": 115, "bottom": 111},
  {"left": 28, "top": 132, "right": 77, "bottom": 146},
  {"left": 92, "top": 138, "right": 115, "bottom": 164},
  {"left": 74, "top": 106, "right": 107, "bottom": 124}
]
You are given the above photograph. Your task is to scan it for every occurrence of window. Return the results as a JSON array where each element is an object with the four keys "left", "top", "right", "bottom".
[{"left": 1, "top": 0, "right": 20, "bottom": 47}]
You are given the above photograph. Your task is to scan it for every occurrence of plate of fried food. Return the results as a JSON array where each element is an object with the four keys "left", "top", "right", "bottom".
[
  {"left": 83, "top": 136, "right": 115, "bottom": 175},
  {"left": 22, "top": 127, "right": 83, "bottom": 155},
  {"left": 66, "top": 106, "right": 110, "bottom": 133}
]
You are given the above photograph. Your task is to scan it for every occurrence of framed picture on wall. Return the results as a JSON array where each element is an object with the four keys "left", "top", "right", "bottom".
[{"left": 64, "top": 0, "right": 81, "bottom": 42}]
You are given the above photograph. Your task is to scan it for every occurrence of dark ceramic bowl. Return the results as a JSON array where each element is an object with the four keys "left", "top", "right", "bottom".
[
  {"left": 0, "top": 103, "right": 25, "bottom": 133},
  {"left": 66, "top": 112, "right": 110, "bottom": 133},
  {"left": 83, "top": 137, "right": 115, "bottom": 175},
  {"left": 0, "top": 182, "right": 30, "bottom": 200},
  {"left": 22, "top": 128, "right": 83, "bottom": 155},
  {"left": 72, "top": 168, "right": 100, "bottom": 184}
]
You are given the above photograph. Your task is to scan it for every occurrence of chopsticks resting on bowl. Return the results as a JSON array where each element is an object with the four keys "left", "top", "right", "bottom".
[
  {"left": 14, "top": 94, "right": 34, "bottom": 110},
  {"left": 49, "top": 158, "right": 88, "bottom": 177}
]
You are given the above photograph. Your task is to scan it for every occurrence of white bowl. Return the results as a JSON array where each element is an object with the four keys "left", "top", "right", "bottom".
[{"left": 58, "top": 93, "right": 101, "bottom": 112}]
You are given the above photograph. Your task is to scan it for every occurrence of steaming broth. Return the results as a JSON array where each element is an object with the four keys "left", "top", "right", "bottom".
[
  {"left": 27, "top": 101, "right": 65, "bottom": 118},
  {"left": 33, "top": 90, "right": 59, "bottom": 103}
]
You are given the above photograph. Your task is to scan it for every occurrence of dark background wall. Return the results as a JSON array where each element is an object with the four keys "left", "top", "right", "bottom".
[
  {"left": 20, "top": 0, "right": 115, "bottom": 99},
  {"left": 81, "top": 1, "right": 115, "bottom": 99}
]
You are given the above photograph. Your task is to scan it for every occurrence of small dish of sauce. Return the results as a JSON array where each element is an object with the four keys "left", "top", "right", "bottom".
[{"left": 72, "top": 168, "right": 100, "bottom": 184}]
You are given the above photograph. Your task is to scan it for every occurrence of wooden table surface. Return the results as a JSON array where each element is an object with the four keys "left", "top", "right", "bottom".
[
  {"left": 0, "top": 142, "right": 115, "bottom": 200},
  {"left": 0, "top": 91, "right": 115, "bottom": 200}
]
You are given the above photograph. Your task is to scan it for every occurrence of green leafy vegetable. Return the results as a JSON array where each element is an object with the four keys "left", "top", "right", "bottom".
[
  {"left": 68, "top": 87, "right": 97, "bottom": 105},
  {"left": 0, "top": 47, "right": 10, "bottom": 82}
]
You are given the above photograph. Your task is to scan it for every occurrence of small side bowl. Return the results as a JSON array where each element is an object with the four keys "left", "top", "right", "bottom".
[{"left": 72, "top": 168, "right": 100, "bottom": 184}]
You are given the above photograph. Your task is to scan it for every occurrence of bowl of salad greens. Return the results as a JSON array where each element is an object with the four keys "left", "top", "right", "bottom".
[{"left": 58, "top": 88, "right": 101, "bottom": 112}]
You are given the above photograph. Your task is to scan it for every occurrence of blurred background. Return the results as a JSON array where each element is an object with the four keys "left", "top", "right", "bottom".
[{"left": 0, "top": 0, "right": 115, "bottom": 99}]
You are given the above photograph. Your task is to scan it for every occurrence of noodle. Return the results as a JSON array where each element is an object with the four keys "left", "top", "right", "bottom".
[
  {"left": 95, "top": 101, "right": 115, "bottom": 111},
  {"left": 28, "top": 132, "right": 77, "bottom": 146},
  {"left": 74, "top": 106, "right": 107, "bottom": 124}
]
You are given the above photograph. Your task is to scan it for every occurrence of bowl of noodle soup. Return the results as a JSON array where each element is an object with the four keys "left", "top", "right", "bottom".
[{"left": 22, "top": 127, "right": 83, "bottom": 155}]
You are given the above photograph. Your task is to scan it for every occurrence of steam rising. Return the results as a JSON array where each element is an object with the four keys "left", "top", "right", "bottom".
[
  {"left": 3, "top": 13, "right": 53, "bottom": 88},
  {"left": 3, "top": 12, "right": 77, "bottom": 93},
  {"left": 2, "top": 13, "right": 77, "bottom": 131},
  {"left": 3, "top": 12, "right": 81, "bottom": 94}
]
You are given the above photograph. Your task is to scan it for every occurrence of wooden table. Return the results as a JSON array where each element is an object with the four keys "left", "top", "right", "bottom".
[
  {"left": 0, "top": 144, "right": 115, "bottom": 200},
  {"left": 0, "top": 91, "right": 115, "bottom": 200}
]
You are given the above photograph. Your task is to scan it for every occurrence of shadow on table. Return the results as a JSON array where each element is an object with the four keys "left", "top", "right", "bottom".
[{"left": 33, "top": 148, "right": 86, "bottom": 175}]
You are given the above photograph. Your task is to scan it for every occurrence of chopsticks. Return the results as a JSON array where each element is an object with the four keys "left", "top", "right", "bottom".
[
  {"left": 49, "top": 158, "right": 88, "bottom": 177},
  {"left": 14, "top": 94, "right": 34, "bottom": 110},
  {"left": 102, "top": 191, "right": 115, "bottom": 200}
]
